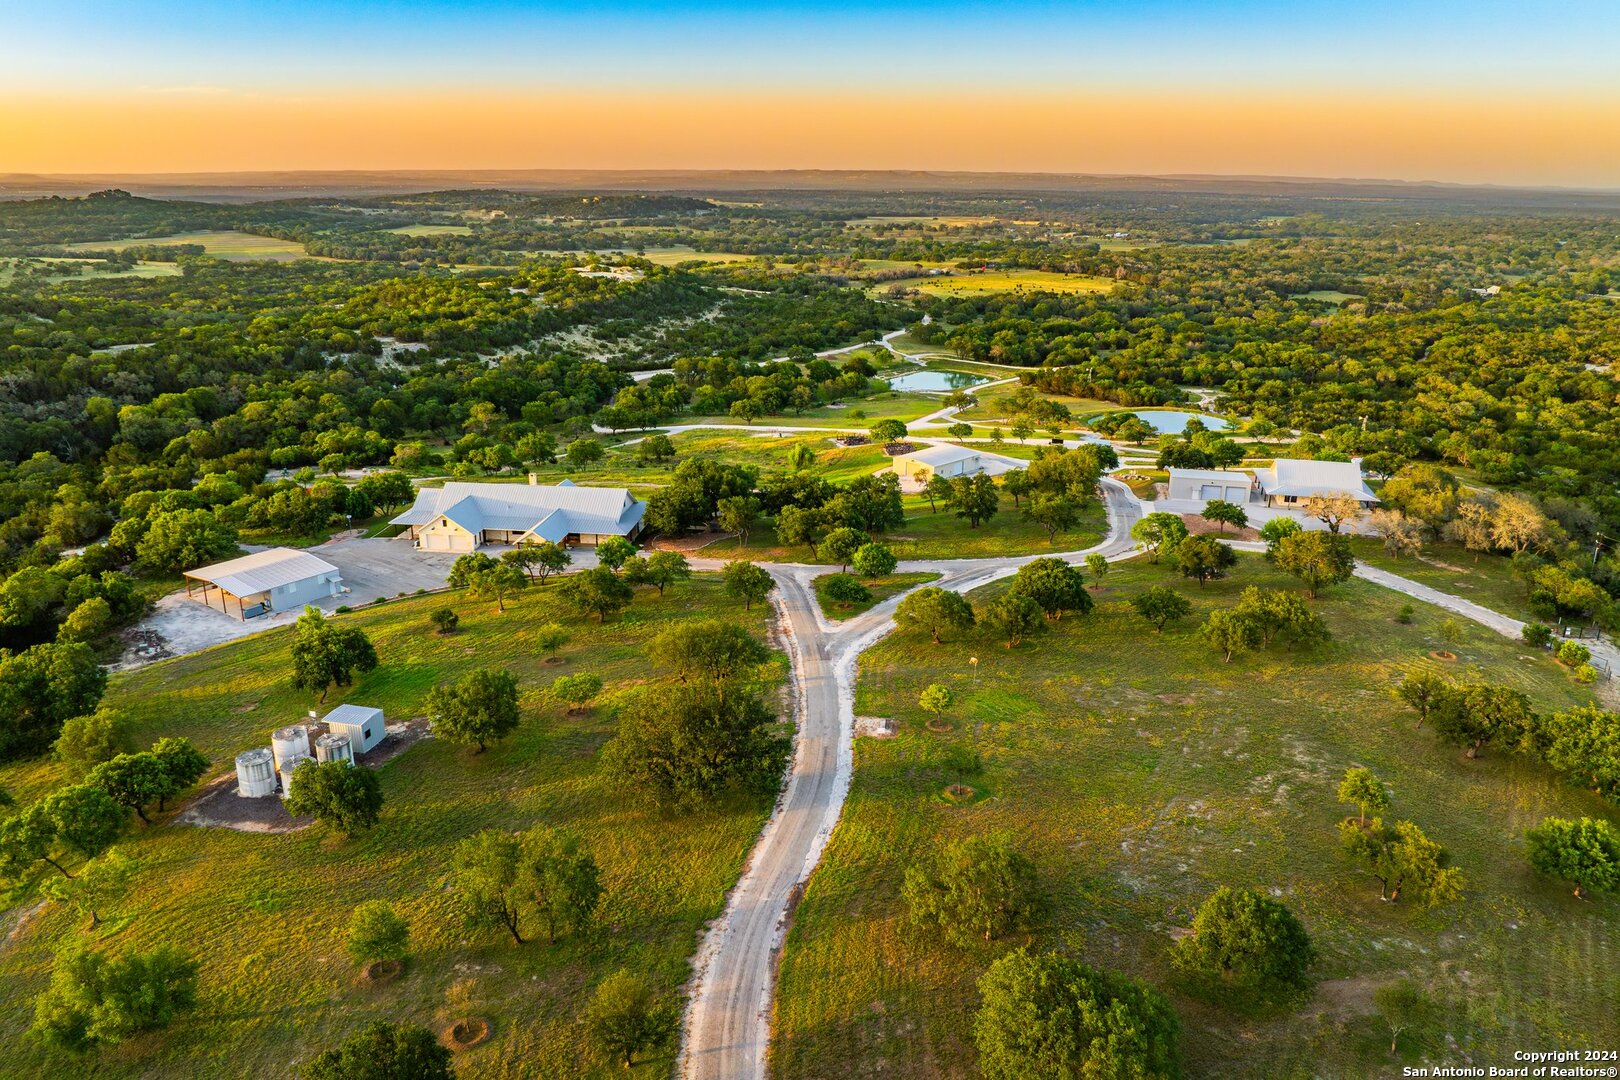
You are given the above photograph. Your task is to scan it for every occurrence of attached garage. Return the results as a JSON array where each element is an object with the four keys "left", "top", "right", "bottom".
[{"left": 1167, "top": 468, "right": 1256, "bottom": 505}]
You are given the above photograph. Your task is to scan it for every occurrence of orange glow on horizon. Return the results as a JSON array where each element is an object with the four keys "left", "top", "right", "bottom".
[{"left": 4, "top": 89, "right": 1618, "bottom": 187}]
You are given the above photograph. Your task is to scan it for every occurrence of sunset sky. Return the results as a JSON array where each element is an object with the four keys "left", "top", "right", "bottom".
[{"left": 4, "top": 0, "right": 1619, "bottom": 186}]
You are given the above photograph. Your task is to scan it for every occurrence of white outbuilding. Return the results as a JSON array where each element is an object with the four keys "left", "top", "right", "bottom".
[
  {"left": 891, "top": 444, "right": 984, "bottom": 482},
  {"left": 183, "top": 547, "right": 343, "bottom": 620},
  {"left": 1165, "top": 468, "right": 1257, "bottom": 505},
  {"left": 323, "top": 704, "right": 386, "bottom": 757}
]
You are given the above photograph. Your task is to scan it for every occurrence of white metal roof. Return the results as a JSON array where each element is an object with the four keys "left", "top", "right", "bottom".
[
  {"left": 324, "top": 704, "right": 383, "bottom": 729},
  {"left": 1167, "top": 468, "right": 1253, "bottom": 484},
  {"left": 896, "top": 443, "right": 982, "bottom": 467},
  {"left": 184, "top": 548, "right": 340, "bottom": 597},
  {"left": 1256, "top": 459, "right": 1378, "bottom": 501},
  {"left": 390, "top": 481, "right": 645, "bottom": 537}
]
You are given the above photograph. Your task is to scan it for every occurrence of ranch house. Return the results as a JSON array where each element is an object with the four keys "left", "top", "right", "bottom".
[{"left": 389, "top": 478, "right": 647, "bottom": 553}]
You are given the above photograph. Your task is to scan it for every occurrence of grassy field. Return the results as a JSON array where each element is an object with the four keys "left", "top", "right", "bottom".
[
  {"left": 813, "top": 572, "right": 941, "bottom": 621},
  {"left": 771, "top": 554, "right": 1616, "bottom": 1079},
  {"left": 709, "top": 491, "right": 1106, "bottom": 563},
  {"left": 65, "top": 230, "right": 311, "bottom": 262},
  {"left": 953, "top": 379, "right": 1117, "bottom": 426},
  {"left": 636, "top": 247, "right": 753, "bottom": 266},
  {"left": 878, "top": 270, "right": 1116, "bottom": 298},
  {"left": 1291, "top": 290, "right": 1363, "bottom": 304},
  {"left": 681, "top": 390, "right": 947, "bottom": 430},
  {"left": 0, "top": 578, "right": 783, "bottom": 1078},
  {"left": 387, "top": 224, "right": 474, "bottom": 237},
  {"left": 514, "top": 432, "right": 892, "bottom": 491},
  {"left": 1348, "top": 537, "right": 1535, "bottom": 623},
  {"left": 0, "top": 257, "right": 184, "bottom": 284}
]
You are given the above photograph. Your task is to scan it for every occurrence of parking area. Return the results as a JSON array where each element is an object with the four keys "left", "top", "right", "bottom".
[
  {"left": 115, "top": 537, "right": 603, "bottom": 669},
  {"left": 315, "top": 534, "right": 461, "bottom": 603},
  {"left": 116, "top": 537, "right": 460, "bottom": 669}
]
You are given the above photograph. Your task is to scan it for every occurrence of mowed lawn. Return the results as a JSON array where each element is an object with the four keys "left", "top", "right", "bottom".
[
  {"left": 65, "top": 230, "right": 311, "bottom": 261},
  {"left": 0, "top": 577, "right": 783, "bottom": 1079},
  {"left": 681, "top": 388, "right": 948, "bottom": 430},
  {"left": 513, "top": 432, "right": 892, "bottom": 490},
  {"left": 771, "top": 555, "right": 1617, "bottom": 1079},
  {"left": 710, "top": 491, "right": 1106, "bottom": 563}
]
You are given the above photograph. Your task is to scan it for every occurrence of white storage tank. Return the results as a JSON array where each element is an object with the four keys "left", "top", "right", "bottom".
[
  {"left": 235, "top": 748, "right": 276, "bottom": 798},
  {"left": 315, "top": 732, "right": 354, "bottom": 765},
  {"left": 271, "top": 724, "right": 311, "bottom": 774}
]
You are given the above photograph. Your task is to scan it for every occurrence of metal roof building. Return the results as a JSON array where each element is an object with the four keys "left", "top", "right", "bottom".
[
  {"left": 390, "top": 478, "right": 646, "bottom": 552},
  {"left": 183, "top": 548, "right": 343, "bottom": 620},
  {"left": 1253, "top": 459, "right": 1379, "bottom": 507},
  {"left": 891, "top": 443, "right": 984, "bottom": 482}
]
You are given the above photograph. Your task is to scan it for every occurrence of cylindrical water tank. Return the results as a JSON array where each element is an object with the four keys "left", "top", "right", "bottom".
[
  {"left": 271, "top": 725, "right": 310, "bottom": 773},
  {"left": 315, "top": 732, "right": 354, "bottom": 765},
  {"left": 235, "top": 747, "right": 276, "bottom": 798}
]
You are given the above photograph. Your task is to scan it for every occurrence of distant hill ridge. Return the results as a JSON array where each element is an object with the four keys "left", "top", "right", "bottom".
[{"left": 4, "top": 169, "right": 1619, "bottom": 207}]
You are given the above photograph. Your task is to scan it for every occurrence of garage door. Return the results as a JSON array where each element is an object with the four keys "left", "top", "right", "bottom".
[
  {"left": 1199, "top": 484, "right": 1222, "bottom": 500},
  {"left": 1224, "top": 486, "right": 1247, "bottom": 502}
]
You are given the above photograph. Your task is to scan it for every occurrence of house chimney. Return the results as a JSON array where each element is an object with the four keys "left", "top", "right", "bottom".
[{"left": 528, "top": 472, "right": 538, "bottom": 486}]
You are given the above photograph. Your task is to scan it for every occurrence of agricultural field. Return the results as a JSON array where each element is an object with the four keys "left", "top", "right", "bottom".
[
  {"left": 771, "top": 555, "right": 1616, "bottom": 1079},
  {"left": 848, "top": 216, "right": 999, "bottom": 227},
  {"left": 65, "top": 230, "right": 311, "bottom": 261},
  {"left": 1291, "top": 290, "right": 1363, "bottom": 304},
  {"left": 0, "top": 577, "right": 784, "bottom": 1078},
  {"left": 634, "top": 247, "right": 752, "bottom": 266},
  {"left": 878, "top": 269, "right": 1116, "bottom": 297},
  {"left": 0, "top": 256, "right": 183, "bottom": 284}
]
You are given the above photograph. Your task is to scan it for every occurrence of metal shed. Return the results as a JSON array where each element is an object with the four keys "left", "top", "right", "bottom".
[{"left": 183, "top": 548, "right": 343, "bottom": 620}]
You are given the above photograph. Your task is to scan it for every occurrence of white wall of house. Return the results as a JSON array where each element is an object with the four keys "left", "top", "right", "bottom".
[
  {"left": 417, "top": 517, "right": 477, "bottom": 552},
  {"left": 1165, "top": 471, "right": 1253, "bottom": 503}
]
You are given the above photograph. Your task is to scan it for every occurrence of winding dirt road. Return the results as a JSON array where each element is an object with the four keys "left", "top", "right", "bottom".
[{"left": 678, "top": 480, "right": 1141, "bottom": 1080}]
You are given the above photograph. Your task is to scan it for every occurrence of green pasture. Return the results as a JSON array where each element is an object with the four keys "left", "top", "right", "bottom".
[
  {"left": 0, "top": 578, "right": 781, "bottom": 1078},
  {"left": 771, "top": 555, "right": 1614, "bottom": 1078},
  {"left": 65, "top": 230, "right": 311, "bottom": 262}
]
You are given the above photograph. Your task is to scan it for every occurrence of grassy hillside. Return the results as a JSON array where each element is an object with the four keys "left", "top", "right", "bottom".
[
  {"left": 0, "top": 577, "right": 783, "bottom": 1078},
  {"left": 771, "top": 554, "right": 1617, "bottom": 1079}
]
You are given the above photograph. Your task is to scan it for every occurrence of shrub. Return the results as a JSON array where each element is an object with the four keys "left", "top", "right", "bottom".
[
  {"left": 1556, "top": 639, "right": 1591, "bottom": 668},
  {"left": 429, "top": 608, "right": 460, "bottom": 635},
  {"left": 347, "top": 901, "right": 410, "bottom": 965},
  {"left": 1521, "top": 622, "right": 1552, "bottom": 648}
]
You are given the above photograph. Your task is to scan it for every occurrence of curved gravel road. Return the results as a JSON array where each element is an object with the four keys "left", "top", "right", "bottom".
[{"left": 678, "top": 480, "right": 1141, "bottom": 1080}]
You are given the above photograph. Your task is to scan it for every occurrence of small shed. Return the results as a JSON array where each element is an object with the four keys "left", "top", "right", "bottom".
[
  {"left": 892, "top": 444, "right": 983, "bottom": 482},
  {"left": 183, "top": 548, "right": 342, "bottom": 620},
  {"left": 324, "top": 704, "right": 386, "bottom": 757}
]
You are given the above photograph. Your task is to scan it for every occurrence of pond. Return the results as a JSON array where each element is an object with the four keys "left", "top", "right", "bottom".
[
  {"left": 1117, "top": 409, "right": 1229, "bottom": 434},
  {"left": 885, "top": 369, "right": 989, "bottom": 393}
]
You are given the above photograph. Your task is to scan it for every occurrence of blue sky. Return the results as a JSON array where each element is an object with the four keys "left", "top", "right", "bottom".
[{"left": 7, "top": 0, "right": 1619, "bottom": 94}]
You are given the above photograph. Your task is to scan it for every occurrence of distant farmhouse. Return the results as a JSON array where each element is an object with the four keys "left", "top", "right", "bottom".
[
  {"left": 184, "top": 547, "right": 343, "bottom": 620},
  {"left": 390, "top": 478, "right": 647, "bottom": 553},
  {"left": 892, "top": 444, "right": 984, "bottom": 483}
]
